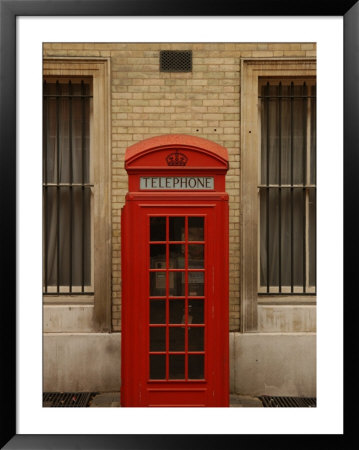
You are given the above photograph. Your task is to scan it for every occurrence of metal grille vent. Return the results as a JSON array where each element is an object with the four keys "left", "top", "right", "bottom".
[
  {"left": 259, "top": 396, "right": 316, "bottom": 407},
  {"left": 43, "top": 392, "right": 94, "bottom": 407},
  {"left": 160, "top": 50, "right": 192, "bottom": 72}
]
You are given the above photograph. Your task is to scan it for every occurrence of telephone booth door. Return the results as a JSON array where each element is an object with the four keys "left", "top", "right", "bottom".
[{"left": 121, "top": 135, "right": 229, "bottom": 407}]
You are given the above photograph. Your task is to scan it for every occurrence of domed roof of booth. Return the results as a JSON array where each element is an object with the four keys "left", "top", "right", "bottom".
[{"left": 125, "top": 134, "right": 229, "bottom": 169}]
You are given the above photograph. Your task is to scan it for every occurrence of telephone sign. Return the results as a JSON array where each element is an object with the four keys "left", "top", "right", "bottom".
[{"left": 140, "top": 176, "right": 214, "bottom": 190}]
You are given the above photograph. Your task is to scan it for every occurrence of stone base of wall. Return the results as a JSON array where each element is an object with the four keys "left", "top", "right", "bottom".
[
  {"left": 43, "top": 333, "right": 121, "bottom": 392},
  {"left": 230, "top": 333, "right": 316, "bottom": 397},
  {"left": 43, "top": 332, "right": 316, "bottom": 397}
]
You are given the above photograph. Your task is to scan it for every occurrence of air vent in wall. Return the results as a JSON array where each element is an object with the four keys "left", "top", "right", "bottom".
[{"left": 160, "top": 50, "right": 192, "bottom": 72}]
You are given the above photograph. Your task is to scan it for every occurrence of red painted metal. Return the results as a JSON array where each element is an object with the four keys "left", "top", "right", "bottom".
[{"left": 122, "top": 135, "right": 229, "bottom": 407}]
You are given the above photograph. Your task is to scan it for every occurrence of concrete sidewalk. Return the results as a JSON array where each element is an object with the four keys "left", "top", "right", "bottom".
[{"left": 89, "top": 392, "right": 263, "bottom": 407}]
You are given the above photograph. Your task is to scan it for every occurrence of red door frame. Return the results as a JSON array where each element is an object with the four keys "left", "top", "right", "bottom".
[{"left": 121, "top": 135, "right": 229, "bottom": 407}]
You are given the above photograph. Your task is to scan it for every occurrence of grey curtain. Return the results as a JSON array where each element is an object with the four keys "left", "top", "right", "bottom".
[
  {"left": 259, "top": 82, "right": 316, "bottom": 291},
  {"left": 43, "top": 81, "right": 91, "bottom": 289}
]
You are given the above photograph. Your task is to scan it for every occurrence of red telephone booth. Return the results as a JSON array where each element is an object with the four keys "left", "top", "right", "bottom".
[{"left": 121, "top": 134, "right": 229, "bottom": 407}]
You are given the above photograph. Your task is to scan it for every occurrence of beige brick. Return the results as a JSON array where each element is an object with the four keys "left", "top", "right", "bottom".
[
  {"left": 301, "top": 43, "right": 316, "bottom": 50},
  {"left": 282, "top": 50, "right": 307, "bottom": 57},
  {"left": 201, "top": 100, "right": 222, "bottom": 107},
  {"left": 268, "top": 43, "right": 301, "bottom": 50},
  {"left": 251, "top": 51, "right": 275, "bottom": 57}
]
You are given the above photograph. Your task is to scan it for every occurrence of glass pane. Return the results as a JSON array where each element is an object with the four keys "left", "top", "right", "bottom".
[
  {"left": 188, "top": 327, "right": 204, "bottom": 351},
  {"left": 43, "top": 81, "right": 90, "bottom": 185},
  {"left": 150, "top": 272, "right": 166, "bottom": 296},
  {"left": 292, "top": 189, "right": 304, "bottom": 287},
  {"left": 169, "top": 217, "right": 185, "bottom": 241},
  {"left": 309, "top": 189, "right": 316, "bottom": 287},
  {"left": 280, "top": 188, "right": 292, "bottom": 287},
  {"left": 169, "top": 244, "right": 185, "bottom": 268},
  {"left": 278, "top": 188, "right": 291, "bottom": 286},
  {"left": 263, "top": 87, "right": 280, "bottom": 186},
  {"left": 261, "top": 83, "right": 306, "bottom": 186},
  {"left": 188, "top": 272, "right": 204, "bottom": 296},
  {"left": 150, "top": 300, "right": 166, "bottom": 324},
  {"left": 188, "top": 355, "right": 204, "bottom": 379},
  {"left": 71, "top": 95, "right": 90, "bottom": 184},
  {"left": 169, "top": 355, "right": 185, "bottom": 379},
  {"left": 310, "top": 87, "right": 316, "bottom": 185},
  {"left": 169, "top": 299, "right": 185, "bottom": 324},
  {"left": 188, "top": 299, "right": 204, "bottom": 324},
  {"left": 260, "top": 187, "right": 309, "bottom": 290},
  {"left": 260, "top": 83, "right": 271, "bottom": 185},
  {"left": 292, "top": 92, "right": 306, "bottom": 185},
  {"left": 59, "top": 98, "right": 71, "bottom": 183},
  {"left": 280, "top": 87, "right": 292, "bottom": 186},
  {"left": 169, "top": 327, "right": 185, "bottom": 351},
  {"left": 150, "top": 327, "right": 166, "bottom": 351},
  {"left": 150, "top": 244, "right": 166, "bottom": 269},
  {"left": 58, "top": 187, "right": 71, "bottom": 286},
  {"left": 82, "top": 188, "right": 92, "bottom": 286},
  {"left": 169, "top": 272, "right": 185, "bottom": 296},
  {"left": 188, "top": 245, "right": 204, "bottom": 268},
  {"left": 267, "top": 188, "right": 279, "bottom": 287},
  {"left": 44, "top": 97, "right": 57, "bottom": 183},
  {"left": 259, "top": 188, "right": 281, "bottom": 288},
  {"left": 259, "top": 189, "right": 267, "bottom": 287},
  {"left": 45, "top": 186, "right": 91, "bottom": 287},
  {"left": 260, "top": 82, "right": 312, "bottom": 186},
  {"left": 150, "top": 354, "right": 166, "bottom": 380},
  {"left": 188, "top": 217, "right": 204, "bottom": 241},
  {"left": 44, "top": 187, "right": 58, "bottom": 286},
  {"left": 150, "top": 217, "right": 166, "bottom": 241}
]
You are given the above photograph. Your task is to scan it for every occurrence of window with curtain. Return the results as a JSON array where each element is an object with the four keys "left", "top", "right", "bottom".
[
  {"left": 43, "top": 78, "right": 93, "bottom": 294},
  {"left": 259, "top": 79, "right": 316, "bottom": 294}
]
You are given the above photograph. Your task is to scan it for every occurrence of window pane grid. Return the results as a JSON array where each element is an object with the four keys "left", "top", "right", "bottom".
[
  {"left": 149, "top": 216, "right": 206, "bottom": 381},
  {"left": 259, "top": 80, "right": 316, "bottom": 295},
  {"left": 43, "top": 79, "right": 93, "bottom": 294}
]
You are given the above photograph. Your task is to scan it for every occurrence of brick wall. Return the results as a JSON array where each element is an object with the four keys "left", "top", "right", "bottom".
[{"left": 43, "top": 42, "right": 316, "bottom": 331}]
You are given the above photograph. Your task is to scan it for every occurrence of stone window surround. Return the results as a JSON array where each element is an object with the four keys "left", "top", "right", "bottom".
[
  {"left": 43, "top": 57, "right": 112, "bottom": 332},
  {"left": 240, "top": 58, "right": 317, "bottom": 332}
]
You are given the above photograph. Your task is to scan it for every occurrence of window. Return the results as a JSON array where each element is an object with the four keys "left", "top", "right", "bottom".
[
  {"left": 43, "top": 59, "right": 111, "bottom": 331},
  {"left": 43, "top": 78, "right": 93, "bottom": 293},
  {"left": 241, "top": 59, "right": 316, "bottom": 331},
  {"left": 259, "top": 79, "right": 316, "bottom": 294}
]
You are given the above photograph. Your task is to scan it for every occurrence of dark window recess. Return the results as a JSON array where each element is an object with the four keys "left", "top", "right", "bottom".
[
  {"left": 43, "top": 79, "right": 93, "bottom": 294},
  {"left": 160, "top": 50, "right": 192, "bottom": 72},
  {"left": 259, "top": 81, "right": 316, "bottom": 295}
]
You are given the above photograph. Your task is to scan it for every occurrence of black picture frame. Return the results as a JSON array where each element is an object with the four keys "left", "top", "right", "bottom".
[{"left": 1, "top": 1, "right": 355, "bottom": 448}]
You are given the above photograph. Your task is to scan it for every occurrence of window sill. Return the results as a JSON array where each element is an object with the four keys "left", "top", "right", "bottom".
[
  {"left": 257, "top": 295, "right": 316, "bottom": 305},
  {"left": 43, "top": 294, "right": 94, "bottom": 305}
]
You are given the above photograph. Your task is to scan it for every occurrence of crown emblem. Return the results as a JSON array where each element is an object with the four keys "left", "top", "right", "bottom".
[{"left": 166, "top": 151, "right": 188, "bottom": 166}]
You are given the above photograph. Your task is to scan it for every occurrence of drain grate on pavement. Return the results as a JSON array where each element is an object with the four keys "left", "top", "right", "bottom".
[
  {"left": 43, "top": 392, "right": 97, "bottom": 407},
  {"left": 259, "top": 396, "right": 316, "bottom": 407}
]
